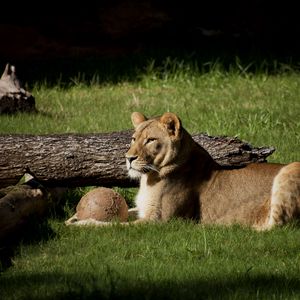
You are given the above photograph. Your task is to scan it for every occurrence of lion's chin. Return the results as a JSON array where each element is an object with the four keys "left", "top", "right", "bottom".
[{"left": 128, "top": 168, "right": 142, "bottom": 179}]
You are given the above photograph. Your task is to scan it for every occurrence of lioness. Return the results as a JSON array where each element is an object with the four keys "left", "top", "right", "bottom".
[
  {"left": 125, "top": 112, "right": 300, "bottom": 230},
  {"left": 66, "top": 112, "right": 300, "bottom": 229}
]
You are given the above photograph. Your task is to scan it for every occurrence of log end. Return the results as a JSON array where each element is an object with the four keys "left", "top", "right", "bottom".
[{"left": 0, "top": 63, "right": 36, "bottom": 114}]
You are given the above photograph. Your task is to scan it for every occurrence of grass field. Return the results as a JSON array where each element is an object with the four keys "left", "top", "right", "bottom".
[{"left": 0, "top": 56, "right": 300, "bottom": 299}]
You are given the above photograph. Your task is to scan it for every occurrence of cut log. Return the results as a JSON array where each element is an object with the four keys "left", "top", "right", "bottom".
[
  {"left": 0, "top": 131, "right": 275, "bottom": 188},
  {"left": 0, "top": 63, "right": 36, "bottom": 114}
]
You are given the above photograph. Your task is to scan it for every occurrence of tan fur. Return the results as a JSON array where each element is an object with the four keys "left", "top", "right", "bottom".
[{"left": 125, "top": 112, "right": 300, "bottom": 229}]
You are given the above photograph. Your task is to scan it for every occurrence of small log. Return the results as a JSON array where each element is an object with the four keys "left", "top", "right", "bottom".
[
  {"left": 0, "top": 176, "right": 68, "bottom": 243},
  {"left": 0, "top": 63, "right": 36, "bottom": 114},
  {"left": 0, "top": 132, "right": 275, "bottom": 188},
  {"left": 0, "top": 181, "right": 48, "bottom": 241}
]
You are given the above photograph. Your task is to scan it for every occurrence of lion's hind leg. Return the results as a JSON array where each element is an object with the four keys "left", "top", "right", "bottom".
[{"left": 266, "top": 162, "right": 300, "bottom": 229}]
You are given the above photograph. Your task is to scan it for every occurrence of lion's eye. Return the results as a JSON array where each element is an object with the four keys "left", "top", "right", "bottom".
[
  {"left": 145, "top": 138, "right": 157, "bottom": 144},
  {"left": 131, "top": 137, "right": 136, "bottom": 144}
]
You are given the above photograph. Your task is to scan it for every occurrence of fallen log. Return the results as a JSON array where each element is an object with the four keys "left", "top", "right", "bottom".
[
  {"left": 0, "top": 178, "right": 67, "bottom": 243},
  {"left": 0, "top": 131, "right": 275, "bottom": 188},
  {"left": 0, "top": 180, "right": 48, "bottom": 241}
]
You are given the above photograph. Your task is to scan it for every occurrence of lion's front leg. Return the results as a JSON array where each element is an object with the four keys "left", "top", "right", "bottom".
[
  {"left": 65, "top": 214, "right": 114, "bottom": 226},
  {"left": 65, "top": 218, "right": 150, "bottom": 227},
  {"left": 64, "top": 207, "right": 151, "bottom": 227}
]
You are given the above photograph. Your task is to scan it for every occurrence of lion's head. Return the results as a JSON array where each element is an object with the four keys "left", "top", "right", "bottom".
[{"left": 125, "top": 112, "right": 184, "bottom": 179}]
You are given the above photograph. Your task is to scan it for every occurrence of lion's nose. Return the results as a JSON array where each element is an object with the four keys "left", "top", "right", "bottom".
[{"left": 126, "top": 155, "right": 138, "bottom": 164}]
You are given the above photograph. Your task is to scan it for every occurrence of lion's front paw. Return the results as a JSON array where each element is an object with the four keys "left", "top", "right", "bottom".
[{"left": 65, "top": 217, "right": 116, "bottom": 227}]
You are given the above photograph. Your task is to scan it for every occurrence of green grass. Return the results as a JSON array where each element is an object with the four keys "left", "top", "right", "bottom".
[{"left": 0, "top": 58, "right": 300, "bottom": 299}]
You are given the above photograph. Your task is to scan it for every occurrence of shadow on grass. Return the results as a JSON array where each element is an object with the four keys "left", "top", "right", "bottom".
[
  {"left": 1, "top": 272, "right": 299, "bottom": 299},
  {"left": 0, "top": 219, "right": 56, "bottom": 272}
]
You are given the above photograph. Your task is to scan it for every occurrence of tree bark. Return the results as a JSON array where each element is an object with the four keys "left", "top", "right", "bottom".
[{"left": 0, "top": 131, "right": 275, "bottom": 188}]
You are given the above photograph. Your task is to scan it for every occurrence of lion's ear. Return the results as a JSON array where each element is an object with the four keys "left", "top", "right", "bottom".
[
  {"left": 131, "top": 112, "right": 147, "bottom": 128},
  {"left": 160, "top": 112, "right": 181, "bottom": 137}
]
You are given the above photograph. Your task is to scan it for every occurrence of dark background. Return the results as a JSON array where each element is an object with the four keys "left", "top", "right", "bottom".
[{"left": 1, "top": 1, "right": 299, "bottom": 83}]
